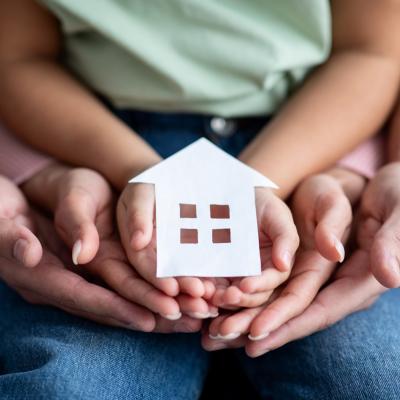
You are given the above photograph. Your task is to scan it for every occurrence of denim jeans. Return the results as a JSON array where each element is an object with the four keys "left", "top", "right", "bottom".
[{"left": 1, "top": 109, "right": 400, "bottom": 399}]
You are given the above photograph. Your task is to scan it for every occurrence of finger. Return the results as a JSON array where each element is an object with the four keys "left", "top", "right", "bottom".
[
  {"left": 248, "top": 251, "right": 334, "bottom": 340},
  {"left": 16, "top": 254, "right": 157, "bottom": 332},
  {"left": 357, "top": 217, "right": 381, "bottom": 250},
  {"left": 117, "top": 187, "right": 179, "bottom": 297},
  {"left": 19, "top": 287, "right": 155, "bottom": 332},
  {"left": 50, "top": 300, "right": 201, "bottom": 333},
  {"left": 0, "top": 218, "right": 42, "bottom": 267},
  {"left": 314, "top": 191, "right": 352, "bottom": 262},
  {"left": 202, "top": 331, "right": 247, "bottom": 351},
  {"left": 177, "top": 277, "right": 205, "bottom": 298},
  {"left": 125, "top": 183, "right": 155, "bottom": 251},
  {"left": 239, "top": 265, "right": 290, "bottom": 294},
  {"left": 212, "top": 307, "right": 263, "bottom": 339},
  {"left": 222, "top": 285, "right": 274, "bottom": 308},
  {"left": 246, "top": 251, "right": 385, "bottom": 357},
  {"left": 203, "top": 279, "right": 217, "bottom": 300},
  {"left": 55, "top": 190, "right": 100, "bottom": 265},
  {"left": 97, "top": 257, "right": 181, "bottom": 319},
  {"left": 369, "top": 210, "right": 400, "bottom": 288},
  {"left": 258, "top": 192, "right": 299, "bottom": 271},
  {"left": 202, "top": 313, "right": 251, "bottom": 350},
  {"left": 177, "top": 294, "right": 218, "bottom": 319},
  {"left": 153, "top": 314, "right": 203, "bottom": 333}
]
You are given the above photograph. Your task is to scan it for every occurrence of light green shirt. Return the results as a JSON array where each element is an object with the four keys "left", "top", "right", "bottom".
[{"left": 40, "top": 0, "right": 331, "bottom": 117}]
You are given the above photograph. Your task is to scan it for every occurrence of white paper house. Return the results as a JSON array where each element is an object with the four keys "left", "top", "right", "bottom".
[{"left": 130, "top": 138, "right": 278, "bottom": 277}]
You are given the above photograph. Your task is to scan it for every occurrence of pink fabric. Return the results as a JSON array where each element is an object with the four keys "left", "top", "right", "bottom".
[
  {"left": 0, "top": 123, "right": 53, "bottom": 185},
  {"left": 337, "top": 135, "right": 385, "bottom": 179}
]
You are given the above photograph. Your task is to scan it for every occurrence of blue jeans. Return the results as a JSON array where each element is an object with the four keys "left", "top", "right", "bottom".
[{"left": 1, "top": 109, "right": 400, "bottom": 399}]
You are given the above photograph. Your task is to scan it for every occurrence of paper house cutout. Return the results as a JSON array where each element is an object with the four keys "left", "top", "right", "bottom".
[{"left": 130, "top": 138, "right": 278, "bottom": 277}]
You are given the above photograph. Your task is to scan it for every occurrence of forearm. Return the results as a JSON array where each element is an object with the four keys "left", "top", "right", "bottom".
[
  {"left": 240, "top": 50, "right": 399, "bottom": 198},
  {"left": 0, "top": 58, "right": 161, "bottom": 190}
]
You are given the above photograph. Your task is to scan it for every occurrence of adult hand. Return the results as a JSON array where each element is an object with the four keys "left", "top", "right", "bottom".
[
  {"left": 202, "top": 169, "right": 366, "bottom": 348},
  {"left": 0, "top": 175, "right": 42, "bottom": 267},
  {"left": 0, "top": 170, "right": 201, "bottom": 332},
  {"left": 358, "top": 162, "right": 400, "bottom": 288}
]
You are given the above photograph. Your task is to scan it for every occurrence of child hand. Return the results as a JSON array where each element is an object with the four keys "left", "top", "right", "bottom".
[
  {"left": 358, "top": 162, "right": 400, "bottom": 288},
  {"left": 211, "top": 187, "right": 299, "bottom": 309},
  {"left": 117, "top": 182, "right": 218, "bottom": 318}
]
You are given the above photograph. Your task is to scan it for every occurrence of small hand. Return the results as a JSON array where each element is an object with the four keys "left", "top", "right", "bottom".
[
  {"left": 211, "top": 187, "right": 299, "bottom": 309},
  {"left": 117, "top": 182, "right": 218, "bottom": 317}
]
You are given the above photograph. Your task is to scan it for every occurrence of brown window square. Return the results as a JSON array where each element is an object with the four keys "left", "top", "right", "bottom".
[
  {"left": 212, "top": 228, "right": 231, "bottom": 243},
  {"left": 180, "top": 228, "right": 198, "bottom": 244},
  {"left": 180, "top": 203, "right": 197, "bottom": 218},
  {"left": 210, "top": 204, "right": 230, "bottom": 219}
]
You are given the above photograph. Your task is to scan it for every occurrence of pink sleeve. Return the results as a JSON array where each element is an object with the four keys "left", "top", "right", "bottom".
[
  {"left": 0, "top": 123, "right": 54, "bottom": 185},
  {"left": 336, "top": 134, "right": 386, "bottom": 179}
]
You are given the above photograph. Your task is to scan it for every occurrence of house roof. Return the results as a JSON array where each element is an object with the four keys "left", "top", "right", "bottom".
[{"left": 130, "top": 138, "right": 278, "bottom": 189}]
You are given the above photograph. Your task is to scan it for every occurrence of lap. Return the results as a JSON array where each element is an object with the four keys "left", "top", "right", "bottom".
[
  {"left": 240, "top": 289, "right": 400, "bottom": 400},
  {"left": 0, "top": 282, "right": 208, "bottom": 400}
]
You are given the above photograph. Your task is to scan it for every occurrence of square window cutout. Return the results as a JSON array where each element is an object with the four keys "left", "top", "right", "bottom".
[
  {"left": 180, "top": 228, "right": 198, "bottom": 244},
  {"left": 210, "top": 204, "right": 230, "bottom": 219},
  {"left": 180, "top": 203, "right": 197, "bottom": 218},
  {"left": 212, "top": 228, "right": 231, "bottom": 243}
]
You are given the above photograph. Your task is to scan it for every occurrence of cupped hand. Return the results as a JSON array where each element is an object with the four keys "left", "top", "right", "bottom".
[
  {"left": 0, "top": 173, "right": 202, "bottom": 333},
  {"left": 244, "top": 249, "right": 386, "bottom": 357},
  {"left": 21, "top": 165, "right": 214, "bottom": 321},
  {"left": 0, "top": 175, "right": 42, "bottom": 267},
  {"left": 117, "top": 182, "right": 217, "bottom": 318},
  {"left": 211, "top": 187, "right": 299, "bottom": 309},
  {"left": 202, "top": 169, "right": 365, "bottom": 350},
  {"left": 358, "top": 162, "right": 400, "bottom": 288}
]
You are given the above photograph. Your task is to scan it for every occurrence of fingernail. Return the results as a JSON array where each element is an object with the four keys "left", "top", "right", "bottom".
[
  {"left": 217, "top": 332, "right": 241, "bottom": 340},
  {"left": 187, "top": 312, "right": 211, "bottom": 319},
  {"left": 209, "top": 342, "right": 228, "bottom": 351},
  {"left": 130, "top": 230, "right": 143, "bottom": 246},
  {"left": 249, "top": 348, "right": 270, "bottom": 358},
  {"left": 282, "top": 251, "right": 293, "bottom": 269},
  {"left": 248, "top": 332, "right": 270, "bottom": 341},
  {"left": 209, "top": 311, "right": 219, "bottom": 318},
  {"left": 161, "top": 312, "right": 182, "bottom": 321},
  {"left": 209, "top": 333, "right": 222, "bottom": 340},
  {"left": 333, "top": 236, "right": 345, "bottom": 262},
  {"left": 13, "top": 239, "right": 28, "bottom": 264},
  {"left": 72, "top": 240, "right": 82, "bottom": 265},
  {"left": 209, "top": 332, "right": 241, "bottom": 340}
]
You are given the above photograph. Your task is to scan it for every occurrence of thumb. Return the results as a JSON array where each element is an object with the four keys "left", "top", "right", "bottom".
[
  {"left": 124, "top": 183, "right": 155, "bottom": 251},
  {"left": 314, "top": 192, "right": 352, "bottom": 263},
  {"left": 0, "top": 218, "right": 42, "bottom": 267},
  {"left": 369, "top": 210, "right": 400, "bottom": 288},
  {"left": 55, "top": 191, "right": 100, "bottom": 265}
]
